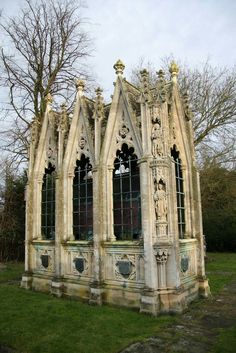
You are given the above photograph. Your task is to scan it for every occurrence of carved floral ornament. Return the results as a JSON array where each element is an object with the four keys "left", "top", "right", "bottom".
[{"left": 154, "top": 248, "right": 170, "bottom": 264}]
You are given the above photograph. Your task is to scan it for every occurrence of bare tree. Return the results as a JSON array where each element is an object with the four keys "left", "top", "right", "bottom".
[
  {"left": 0, "top": 0, "right": 93, "bottom": 161},
  {"left": 129, "top": 58, "right": 236, "bottom": 166}
]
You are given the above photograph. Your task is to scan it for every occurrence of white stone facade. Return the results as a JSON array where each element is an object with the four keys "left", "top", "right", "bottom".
[{"left": 21, "top": 60, "right": 210, "bottom": 315}]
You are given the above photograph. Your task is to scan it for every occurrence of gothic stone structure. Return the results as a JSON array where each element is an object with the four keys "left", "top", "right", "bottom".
[{"left": 21, "top": 60, "right": 210, "bottom": 315}]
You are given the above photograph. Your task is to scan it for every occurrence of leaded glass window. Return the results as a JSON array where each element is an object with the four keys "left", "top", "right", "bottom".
[
  {"left": 73, "top": 154, "right": 93, "bottom": 240},
  {"left": 113, "top": 144, "right": 141, "bottom": 240},
  {"left": 41, "top": 163, "right": 56, "bottom": 240},
  {"left": 171, "top": 147, "right": 185, "bottom": 238}
]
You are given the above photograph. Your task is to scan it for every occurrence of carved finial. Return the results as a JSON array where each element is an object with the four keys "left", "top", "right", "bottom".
[
  {"left": 58, "top": 103, "right": 68, "bottom": 132},
  {"left": 113, "top": 59, "right": 125, "bottom": 75},
  {"left": 183, "top": 90, "right": 193, "bottom": 120},
  {"left": 140, "top": 69, "right": 150, "bottom": 102},
  {"left": 140, "top": 69, "right": 149, "bottom": 79},
  {"left": 155, "top": 69, "right": 166, "bottom": 104},
  {"left": 157, "top": 69, "right": 165, "bottom": 80},
  {"left": 93, "top": 87, "right": 104, "bottom": 119},
  {"left": 95, "top": 87, "right": 103, "bottom": 97},
  {"left": 76, "top": 79, "right": 85, "bottom": 96},
  {"left": 45, "top": 93, "right": 53, "bottom": 104},
  {"left": 169, "top": 61, "right": 179, "bottom": 83}
]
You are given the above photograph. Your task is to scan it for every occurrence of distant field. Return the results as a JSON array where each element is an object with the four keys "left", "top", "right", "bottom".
[{"left": 0, "top": 253, "right": 235, "bottom": 353}]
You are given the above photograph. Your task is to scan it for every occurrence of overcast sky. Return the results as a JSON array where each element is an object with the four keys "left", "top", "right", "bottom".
[{"left": 1, "top": 0, "right": 236, "bottom": 99}]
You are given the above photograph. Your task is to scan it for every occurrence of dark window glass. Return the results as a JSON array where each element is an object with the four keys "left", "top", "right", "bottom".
[
  {"left": 73, "top": 154, "right": 93, "bottom": 240},
  {"left": 41, "top": 164, "right": 56, "bottom": 240},
  {"left": 171, "top": 147, "right": 185, "bottom": 238},
  {"left": 113, "top": 144, "right": 141, "bottom": 240}
]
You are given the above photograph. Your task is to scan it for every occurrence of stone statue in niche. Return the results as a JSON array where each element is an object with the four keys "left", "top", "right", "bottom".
[
  {"left": 153, "top": 179, "right": 167, "bottom": 221},
  {"left": 151, "top": 120, "right": 163, "bottom": 157}
]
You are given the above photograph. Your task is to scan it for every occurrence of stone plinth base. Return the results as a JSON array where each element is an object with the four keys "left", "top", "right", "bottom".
[
  {"left": 140, "top": 288, "right": 159, "bottom": 316},
  {"left": 21, "top": 272, "right": 32, "bottom": 290},
  {"left": 89, "top": 282, "right": 103, "bottom": 305},
  {"left": 51, "top": 278, "right": 64, "bottom": 297},
  {"left": 198, "top": 277, "right": 211, "bottom": 298}
]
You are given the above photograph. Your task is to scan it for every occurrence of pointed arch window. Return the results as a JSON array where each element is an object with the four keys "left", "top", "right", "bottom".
[
  {"left": 73, "top": 154, "right": 93, "bottom": 240},
  {"left": 171, "top": 146, "right": 185, "bottom": 238},
  {"left": 41, "top": 163, "right": 56, "bottom": 240},
  {"left": 113, "top": 144, "right": 141, "bottom": 240}
]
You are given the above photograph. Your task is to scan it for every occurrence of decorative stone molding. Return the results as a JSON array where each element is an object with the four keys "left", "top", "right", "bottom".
[
  {"left": 71, "top": 252, "right": 89, "bottom": 276},
  {"left": 115, "top": 254, "right": 136, "bottom": 280},
  {"left": 154, "top": 248, "right": 170, "bottom": 264}
]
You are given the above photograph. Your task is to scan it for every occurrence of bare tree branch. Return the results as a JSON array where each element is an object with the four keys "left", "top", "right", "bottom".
[{"left": 0, "top": 0, "right": 94, "bottom": 162}]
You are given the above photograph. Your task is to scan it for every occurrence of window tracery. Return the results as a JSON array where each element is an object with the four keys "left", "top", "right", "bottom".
[
  {"left": 113, "top": 144, "right": 141, "bottom": 240},
  {"left": 41, "top": 163, "right": 56, "bottom": 240},
  {"left": 171, "top": 146, "right": 185, "bottom": 238},
  {"left": 73, "top": 154, "right": 93, "bottom": 240}
]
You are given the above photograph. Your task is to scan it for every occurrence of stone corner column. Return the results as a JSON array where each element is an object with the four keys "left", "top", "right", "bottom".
[
  {"left": 198, "top": 276, "right": 211, "bottom": 298},
  {"left": 140, "top": 287, "right": 159, "bottom": 316},
  {"left": 21, "top": 270, "right": 33, "bottom": 290},
  {"left": 89, "top": 280, "right": 104, "bottom": 306}
]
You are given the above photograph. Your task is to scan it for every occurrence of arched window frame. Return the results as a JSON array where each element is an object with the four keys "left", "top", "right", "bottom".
[
  {"left": 41, "top": 163, "right": 56, "bottom": 240},
  {"left": 113, "top": 143, "right": 141, "bottom": 240},
  {"left": 171, "top": 146, "right": 185, "bottom": 239},
  {"left": 72, "top": 154, "right": 93, "bottom": 241}
]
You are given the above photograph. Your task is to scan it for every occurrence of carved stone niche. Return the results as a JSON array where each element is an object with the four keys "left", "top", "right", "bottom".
[{"left": 154, "top": 247, "right": 171, "bottom": 289}]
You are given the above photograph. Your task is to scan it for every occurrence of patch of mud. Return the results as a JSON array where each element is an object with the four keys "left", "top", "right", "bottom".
[
  {"left": 0, "top": 346, "right": 19, "bottom": 353},
  {"left": 120, "top": 280, "right": 236, "bottom": 353}
]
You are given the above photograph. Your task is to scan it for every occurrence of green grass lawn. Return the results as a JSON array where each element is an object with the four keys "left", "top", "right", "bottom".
[
  {"left": 0, "top": 253, "right": 236, "bottom": 353},
  {"left": 205, "top": 252, "right": 236, "bottom": 295}
]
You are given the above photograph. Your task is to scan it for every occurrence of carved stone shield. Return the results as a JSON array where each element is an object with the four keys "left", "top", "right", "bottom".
[
  {"left": 181, "top": 256, "right": 189, "bottom": 273},
  {"left": 117, "top": 261, "right": 132, "bottom": 279},
  {"left": 74, "top": 258, "right": 84, "bottom": 273},
  {"left": 41, "top": 254, "right": 49, "bottom": 268}
]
